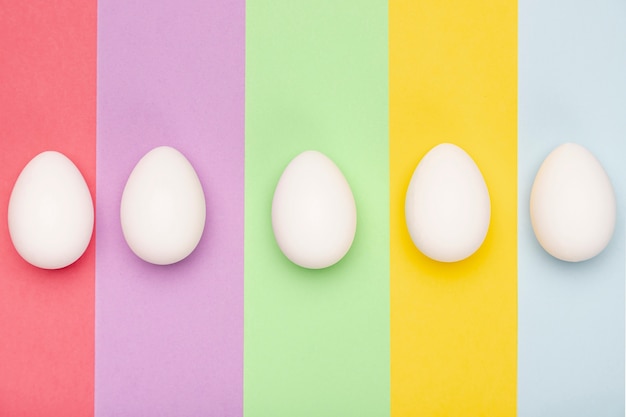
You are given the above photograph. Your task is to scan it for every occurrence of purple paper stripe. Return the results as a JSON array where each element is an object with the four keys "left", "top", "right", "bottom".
[{"left": 95, "top": 1, "right": 244, "bottom": 415}]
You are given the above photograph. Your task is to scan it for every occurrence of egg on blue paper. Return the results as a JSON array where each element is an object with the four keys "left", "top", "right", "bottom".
[
  {"left": 8, "top": 151, "right": 94, "bottom": 269},
  {"left": 120, "top": 146, "right": 206, "bottom": 265},
  {"left": 530, "top": 143, "right": 616, "bottom": 262},
  {"left": 405, "top": 143, "right": 491, "bottom": 263},
  {"left": 272, "top": 150, "right": 357, "bottom": 269}
]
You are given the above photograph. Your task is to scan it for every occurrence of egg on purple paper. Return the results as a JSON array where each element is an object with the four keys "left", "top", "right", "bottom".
[{"left": 120, "top": 146, "right": 206, "bottom": 265}]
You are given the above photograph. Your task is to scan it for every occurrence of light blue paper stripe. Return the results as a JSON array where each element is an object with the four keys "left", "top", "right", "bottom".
[{"left": 518, "top": 1, "right": 626, "bottom": 415}]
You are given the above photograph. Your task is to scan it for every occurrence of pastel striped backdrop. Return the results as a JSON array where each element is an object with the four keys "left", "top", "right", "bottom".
[{"left": 0, "top": 0, "right": 624, "bottom": 416}]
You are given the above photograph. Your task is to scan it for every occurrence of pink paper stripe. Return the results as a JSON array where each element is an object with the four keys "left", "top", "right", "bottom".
[{"left": 0, "top": 1, "right": 96, "bottom": 415}]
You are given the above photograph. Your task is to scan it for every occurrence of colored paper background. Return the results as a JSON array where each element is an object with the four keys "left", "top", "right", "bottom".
[
  {"left": 1, "top": 1, "right": 625, "bottom": 415},
  {"left": 95, "top": 0, "right": 244, "bottom": 415},
  {"left": 244, "top": 1, "right": 389, "bottom": 415},
  {"left": 517, "top": 0, "right": 626, "bottom": 415},
  {"left": 0, "top": 1, "right": 96, "bottom": 415},
  {"left": 389, "top": 0, "right": 517, "bottom": 415}
]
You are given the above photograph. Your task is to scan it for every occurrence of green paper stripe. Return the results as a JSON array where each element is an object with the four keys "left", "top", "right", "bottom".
[{"left": 244, "top": 1, "right": 390, "bottom": 415}]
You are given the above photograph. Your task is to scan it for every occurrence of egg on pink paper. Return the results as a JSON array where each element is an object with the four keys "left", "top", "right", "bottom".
[{"left": 8, "top": 151, "right": 94, "bottom": 269}]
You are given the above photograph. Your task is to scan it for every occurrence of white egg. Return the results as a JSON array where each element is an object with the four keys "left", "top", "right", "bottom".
[
  {"left": 405, "top": 143, "right": 491, "bottom": 262},
  {"left": 120, "top": 146, "right": 206, "bottom": 265},
  {"left": 272, "top": 150, "right": 357, "bottom": 269},
  {"left": 530, "top": 143, "right": 616, "bottom": 262},
  {"left": 8, "top": 151, "right": 94, "bottom": 269}
]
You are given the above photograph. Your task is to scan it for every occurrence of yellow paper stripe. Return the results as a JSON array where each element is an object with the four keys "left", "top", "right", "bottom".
[{"left": 390, "top": 1, "right": 517, "bottom": 415}]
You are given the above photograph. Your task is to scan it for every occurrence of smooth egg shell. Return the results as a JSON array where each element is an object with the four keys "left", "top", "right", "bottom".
[
  {"left": 272, "top": 150, "right": 357, "bottom": 269},
  {"left": 530, "top": 143, "right": 616, "bottom": 262},
  {"left": 120, "top": 146, "right": 206, "bottom": 265},
  {"left": 8, "top": 151, "right": 94, "bottom": 269},
  {"left": 405, "top": 143, "right": 491, "bottom": 262}
]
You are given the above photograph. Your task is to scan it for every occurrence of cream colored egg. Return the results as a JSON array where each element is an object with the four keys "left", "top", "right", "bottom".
[
  {"left": 120, "top": 146, "right": 206, "bottom": 265},
  {"left": 272, "top": 150, "right": 357, "bottom": 269},
  {"left": 8, "top": 151, "right": 94, "bottom": 269},
  {"left": 405, "top": 143, "right": 491, "bottom": 262},
  {"left": 530, "top": 143, "right": 616, "bottom": 262}
]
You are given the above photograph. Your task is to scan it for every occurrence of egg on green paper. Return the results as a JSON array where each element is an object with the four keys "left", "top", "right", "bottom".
[{"left": 272, "top": 150, "right": 357, "bottom": 269}]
